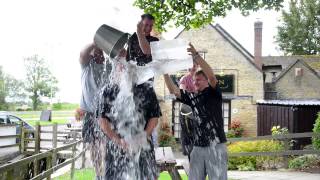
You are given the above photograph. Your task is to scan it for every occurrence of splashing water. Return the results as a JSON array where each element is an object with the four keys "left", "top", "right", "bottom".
[{"left": 87, "top": 56, "right": 157, "bottom": 180}]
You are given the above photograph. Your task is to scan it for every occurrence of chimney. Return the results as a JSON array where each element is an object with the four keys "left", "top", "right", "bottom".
[{"left": 254, "top": 20, "right": 263, "bottom": 69}]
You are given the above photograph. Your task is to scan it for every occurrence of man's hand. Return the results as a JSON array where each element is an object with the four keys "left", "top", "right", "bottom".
[
  {"left": 187, "top": 42, "right": 218, "bottom": 88},
  {"left": 79, "top": 42, "right": 96, "bottom": 65},
  {"left": 137, "top": 21, "right": 145, "bottom": 36},
  {"left": 117, "top": 48, "right": 127, "bottom": 58},
  {"left": 187, "top": 43, "right": 198, "bottom": 56},
  {"left": 114, "top": 138, "right": 128, "bottom": 150}
]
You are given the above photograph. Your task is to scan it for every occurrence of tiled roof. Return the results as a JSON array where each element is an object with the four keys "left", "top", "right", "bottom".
[
  {"left": 262, "top": 55, "right": 320, "bottom": 74},
  {"left": 257, "top": 99, "right": 320, "bottom": 106}
]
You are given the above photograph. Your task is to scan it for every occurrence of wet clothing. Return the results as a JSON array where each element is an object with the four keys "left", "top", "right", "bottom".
[
  {"left": 82, "top": 111, "right": 105, "bottom": 143},
  {"left": 178, "top": 84, "right": 228, "bottom": 180},
  {"left": 178, "top": 85, "right": 227, "bottom": 146},
  {"left": 189, "top": 143, "right": 228, "bottom": 180},
  {"left": 104, "top": 140, "right": 158, "bottom": 180},
  {"left": 179, "top": 104, "right": 194, "bottom": 159},
  {"left": 80, "top": 58, "right": 112, "bottom": 143},
  {"left": 126, "top": 33, "right": 159, "bottom": 66},
  {"left": 126, "top": 32, "right": 162, "bottom": 135},
  {"left": 99, "top": 84, "right": 159, "bottom": 180},
  {"left": 80, "top": 58, "right": 104, "bottom": 113}
]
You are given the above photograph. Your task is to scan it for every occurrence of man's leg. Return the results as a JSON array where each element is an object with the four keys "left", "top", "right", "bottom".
[
  {"left": 189, "top": 147, "right": 206, "bottom": 180},
  {"left": 206, "top": 143, "right": 228, "bottom": 180},
  {"left": 90, "top": 139, "right": 105, "bottom": 180}
]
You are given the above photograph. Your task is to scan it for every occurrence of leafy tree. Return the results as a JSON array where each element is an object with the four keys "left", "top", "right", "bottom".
[
  {"left": 0, "top": 66, "right": 8, "bottom": 110},
  {"left": 276, "top": 0, "right": 320, "bottom": 55},
  {"left": 24, "top": 55, "right": 58, "bottom": 110},
  {"left": 5, "top": 75, "right": 27, "bottom": 105},
  {"left": 133, "top": 0, "right": 284, "bottom": 32}
]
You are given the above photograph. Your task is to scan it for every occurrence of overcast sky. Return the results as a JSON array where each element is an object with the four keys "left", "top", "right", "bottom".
[{"left": 0, "top": 0, "right": 287, "bottom": 103}]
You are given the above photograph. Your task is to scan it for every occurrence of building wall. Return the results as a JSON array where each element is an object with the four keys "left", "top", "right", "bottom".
[
  {"left": 275, "top": 61, "right": 320, "bottom": 99},
  {"left": 154, "top": 25, "right": 264, "bottom": 136}
]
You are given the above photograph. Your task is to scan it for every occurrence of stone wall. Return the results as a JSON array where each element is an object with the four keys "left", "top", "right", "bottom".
[{"left": 275, "top": 61, "right": 320, "bottom": 99}]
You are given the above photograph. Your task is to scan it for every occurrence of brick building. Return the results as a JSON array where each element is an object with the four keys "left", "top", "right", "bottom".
[
  {"left": 154, "top": 21, "right": 320, "bottom": 139},
  {"left": 154, "top": 24, "right": 264, "bottom": 137}
]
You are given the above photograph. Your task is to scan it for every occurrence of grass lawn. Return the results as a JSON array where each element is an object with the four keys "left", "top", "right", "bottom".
[
  {"left": 53, "top": 169, "right": 189, "bottom": 180},
  {"left": 15, "top": 111, "right": 75, "bottom": 119},
  {"left": 26, "top": 119, "right": 69, "bottom": 126}
]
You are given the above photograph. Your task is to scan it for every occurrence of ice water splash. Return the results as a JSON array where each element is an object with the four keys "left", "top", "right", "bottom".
[{"left": 88, "top": 56, "right": 154, "bottom": 180}]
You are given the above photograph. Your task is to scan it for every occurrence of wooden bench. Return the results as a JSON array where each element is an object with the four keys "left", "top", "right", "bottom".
[{"left": 155, "top": 147, "right": 182, "bottom": 180}]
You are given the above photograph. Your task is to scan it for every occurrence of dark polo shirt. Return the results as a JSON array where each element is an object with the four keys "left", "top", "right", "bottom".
[{"left": 178, "top": 85, "right": 227, "bottom": 146}]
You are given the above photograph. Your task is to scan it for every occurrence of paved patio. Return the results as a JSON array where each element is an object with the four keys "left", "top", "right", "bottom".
[{"left": 228, "top": 170, "right": 320, "bottom": 180}]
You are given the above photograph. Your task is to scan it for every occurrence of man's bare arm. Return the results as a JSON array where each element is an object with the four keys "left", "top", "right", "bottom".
[
  {"left": 79, "top": 43, "right": 95, "bottom": 65},
  {"left": 144, "top": 118, "right": 158, "bottom": 137},
  {"left": 99, "top": 118, "right": 124, "bottom": 146},
  {"left": 164, "top": 74, "right": 181, "bottom": 99},
  {"left": 136, "top": 21, "right": 151, "bottom": 55},
  {"left": 188, "top": 43, "right": 218, "bottom": 88}
]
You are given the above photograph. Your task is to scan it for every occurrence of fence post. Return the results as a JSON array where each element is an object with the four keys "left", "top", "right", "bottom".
[
  {"left": 20, "top": 123, "right": 25, "bottom": 153},
  {"left": 283, "top": 137, "right": 290, "bottom": 168},
  {"left": 52, "top": 123, "right": 58, "bottom": 167},
  {"left": 70, "top": 143, "right": 76, "bottom": 180},
  {"left": 46, "top": 155, "right": 52, "bottom": 180},
  {"left": 34, "top": 122, "right": 41, "bottom": 176}
]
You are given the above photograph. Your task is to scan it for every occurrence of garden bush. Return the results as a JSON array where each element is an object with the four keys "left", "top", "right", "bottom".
[
  {"left": 226, "top": 119, "right": 244, "bottom": 138},
  {"left": 227, "top": 140, "right": 284, "bottom": 170},
  {"left": 158, "top": 121, "right": 177, "bottom": 148},
  {"left": 312, "top": 112, "right": 320, "bottom": 150},
  {"left": 288, "top": 154, "right": 320, "bottom": 170}
]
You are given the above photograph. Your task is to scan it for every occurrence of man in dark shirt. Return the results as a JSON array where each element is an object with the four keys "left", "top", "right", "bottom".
[
  {"left": 164, "top": 43, "right": 227, "bottom": 180},
  {"left": 125, "top": 13, "right": 161, "bottom": 136},
  {"left": 98, "top": 79, "right": 159, "bottom": 179}
]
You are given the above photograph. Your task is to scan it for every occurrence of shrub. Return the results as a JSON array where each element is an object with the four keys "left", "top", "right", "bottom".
[
  {"left": 158, "top": 121, "right": 177, "bottom": 148},
  {"left": 312, "top": 113, "right": 320, "bottom": 150},
  {"left": 227, "top": 119, "right": 244, "bottom": 138},
  {"left": 271, "top": 126, "right": 289, "bottom": 136},
  {"left": 228, "top": 140, "right": 284, "bottom": 170},
  {"left": 289, "top": 154, "right": 320, "bottom": 170}
]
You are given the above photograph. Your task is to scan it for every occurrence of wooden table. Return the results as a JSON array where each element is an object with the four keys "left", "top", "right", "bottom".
[
  {"left": 64, "top": 127, "right": 82, "bottom": 140},
  {"left": 155, "top": 147, "right": 182, "bottom": 180}
]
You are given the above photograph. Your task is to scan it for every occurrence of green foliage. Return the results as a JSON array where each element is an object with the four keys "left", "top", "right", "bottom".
[
  {"left": 228, "top": 140, "right": 284, "bottom": 170},
  {"left": 276, "top": 0, "right": 320, "bottom": 55},
  {"left": 5, "top": 74, "right": 27, "bottom": 104},
  {"left": 0, "top": 66, "right": 27, "bottom": 110},
  {"left": 0, "top": 66, "right": 8, "bottom": 110},
  {"left": 271, "top": 126, "right": 289, "bottom": 136},
  {"left": 288, "top": 154, "right": 320, "bottom": 169},
  {"left": 24, "top": 55, "right": 59, "bottom": 110},
  {"left": 133, "top": 0, "right": 284, "bottom": 32},
  {"left": 158, "top": 121, "right": 177, "bottom": 148},
  {"left": 52, "top": 103, "right": 79, "bottom": 110},
  {"left": 227, "top": 119, "right": 244, "bottom": 138},
  {"left": 312, "top": 112, "right": 320, "bottom": 150}
]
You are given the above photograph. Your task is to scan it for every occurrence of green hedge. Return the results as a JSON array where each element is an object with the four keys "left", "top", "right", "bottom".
[
  {"left": 312, "top": 112, "right": 320, "bottom": 150},
  {"left": 227, "top": 140, "right": 284, "bottom": 170},
  {"left": 289, "top": 154, "right": 320, "bottom": 170}
]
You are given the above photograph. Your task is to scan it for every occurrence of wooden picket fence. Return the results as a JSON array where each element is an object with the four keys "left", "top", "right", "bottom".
[{"left": 0, "top": 122, "right": 85, "bottom": 180}]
